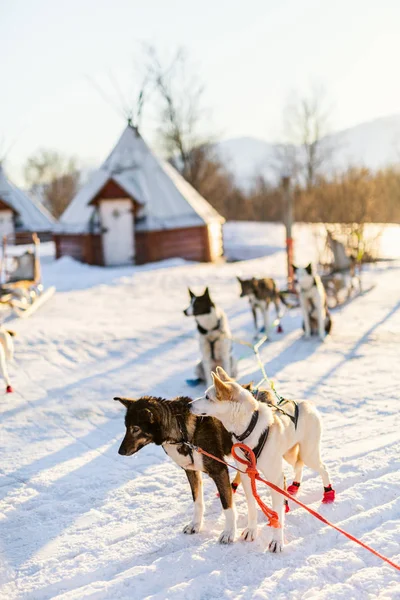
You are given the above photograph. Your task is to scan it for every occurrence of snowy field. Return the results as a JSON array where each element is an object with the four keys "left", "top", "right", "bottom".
[{"left": 0, "top": 223, "right": 399, "bottom": 599}]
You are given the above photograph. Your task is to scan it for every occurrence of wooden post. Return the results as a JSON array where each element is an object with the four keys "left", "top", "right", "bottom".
[{"left": 281, "top": 175, "right": 294, "bottom": 289}]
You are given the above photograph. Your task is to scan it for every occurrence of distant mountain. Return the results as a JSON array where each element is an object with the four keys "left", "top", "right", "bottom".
[{"left": 216, "top": 115, "right": 400, "bottom": 189}]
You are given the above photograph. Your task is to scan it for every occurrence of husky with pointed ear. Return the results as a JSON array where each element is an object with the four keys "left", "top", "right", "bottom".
[
  {"left": 184, "top": 287, "right": 237, "bottom": 387},
  {"left": 114, "top": 394, "right": 237, "bottom": 544},
  {"left": 190, "top": 366, "right": 335, "bottom": 553},
  {"left": 293, "top": 264, "right": 332, "bottom": 341}
]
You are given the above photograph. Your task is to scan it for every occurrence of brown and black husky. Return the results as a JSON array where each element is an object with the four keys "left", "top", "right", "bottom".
[
  {"left": 115, "top": 394, "right": 237, "bottom": 544},
  {"left": 237, "top": 277, "right": 287, "bottom": 337}
]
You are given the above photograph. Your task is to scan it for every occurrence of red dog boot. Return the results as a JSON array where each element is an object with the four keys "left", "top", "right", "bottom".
[
  {"left": 6, "top": 385, "right": 13, "bottom": 394},
  {"left": 231, "top": 481, "right": 239, "bottom": 494},
  {"left": 284, "top": 499, "right": 290, "bottom": 513},
  {"left": 322, "top": 485, "right": 336, "bottom": 503},
  {"left": 287, "top": 481, "right": 301, "bottom": 495},
  {"left": 277, "top": 324, "right": 283, "bottom": 333}
]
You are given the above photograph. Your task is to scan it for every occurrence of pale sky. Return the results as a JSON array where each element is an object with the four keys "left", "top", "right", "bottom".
[{"left": 1, "top": 0, "right": 400, "bottom": 182}]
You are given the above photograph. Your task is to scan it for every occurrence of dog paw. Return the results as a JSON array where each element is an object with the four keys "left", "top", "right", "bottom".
[
  {"left": 240, "top": 527, "right": 257, "bottom": 542},
  {"left": 218, "top": 528, "right": 235, "bottom": 544},
  {"left": 183, "top": 522, "right": 202, "bottom": 535},
  {"left": 268, "top": 539, "right": 283, "bottom": 553}
]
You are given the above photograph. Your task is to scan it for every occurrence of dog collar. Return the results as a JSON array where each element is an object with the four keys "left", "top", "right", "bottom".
[
  {"left": 196, "top": 317, "right": 221, "bottom": 335},
  {"left": 234, "top": 410, "right": 259, "bottom": 442}
]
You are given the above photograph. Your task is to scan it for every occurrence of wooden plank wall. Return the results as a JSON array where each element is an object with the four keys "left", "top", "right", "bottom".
[
  {"left": 135, "top": 226, "right": 211, "bottom": 264},
  {"left": 54, "top": 234, "right": 103, "bottom": 265},
  {"left": 55, "top": 223, "right": 222, "bottom": 266}
]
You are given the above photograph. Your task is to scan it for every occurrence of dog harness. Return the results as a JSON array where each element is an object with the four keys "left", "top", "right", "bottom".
[
  {"left": 251, "top": 389, "right": 299, "bottom": 429},
  {"left": 175, "top": 415, "right": 194, "bottom": 464},
  {"left": 233, "top": 409, "right": 269, "bottom": 461},
  {"left": 196, "top": 318, "right": 222, "bottom": 361},
  {"left": 196, "top": 318, "right": 222, "bottom": 336}
]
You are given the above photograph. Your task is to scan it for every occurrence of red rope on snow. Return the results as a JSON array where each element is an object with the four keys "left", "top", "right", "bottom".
[{"left": 194, "top": 442, "right": 400, "bottom": 572}]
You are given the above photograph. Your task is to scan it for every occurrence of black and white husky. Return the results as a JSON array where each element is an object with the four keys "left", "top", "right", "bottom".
[
  {"left": 184, "top": 288, "right": 237, "bottom": 387},
  {"left": 293, "top": 264, "right": 332, "bottom": 340}
]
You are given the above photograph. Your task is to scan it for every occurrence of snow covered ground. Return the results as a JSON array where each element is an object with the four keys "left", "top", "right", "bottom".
[{"left": 0, "top": 224, "right": 399, "bottom": 599}]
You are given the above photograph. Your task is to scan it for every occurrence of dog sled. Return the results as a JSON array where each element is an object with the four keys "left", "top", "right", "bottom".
[{"left": 0, "top": 233, "right": 55, "bottom": 319}]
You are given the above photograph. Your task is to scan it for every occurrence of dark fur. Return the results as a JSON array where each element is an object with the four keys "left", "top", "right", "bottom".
[
  {"left": 237, "top": 277, "right": 286, "bottom": 303},
  {"left": 184, "top": 288, "right": 214, "bottom": 316},
  {"left": 237, "top": 277, "right": 287, "bottom": 332},
  {"left": 115, "top": 395, "right": 234, "bottom": 511}
]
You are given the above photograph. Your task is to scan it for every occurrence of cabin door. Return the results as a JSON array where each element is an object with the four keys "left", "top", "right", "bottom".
[{"left": 99, "top": 199, "right": 135, "bottom": 266}]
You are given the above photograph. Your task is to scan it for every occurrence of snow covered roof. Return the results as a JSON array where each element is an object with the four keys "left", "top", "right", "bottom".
[
  {"left": 0, "top": 164, "right": 55, "bottom": 231},
  {"left": 60, "top": 125, "right": 224, "bottom": 233}
]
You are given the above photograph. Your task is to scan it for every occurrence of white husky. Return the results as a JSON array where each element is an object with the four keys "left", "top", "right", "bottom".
[
  {"left": 294, "top": 264, "right": 332, "bottom": 341},
  {"left": 191, "top": 367, "right": 335, "bottom": 552}
]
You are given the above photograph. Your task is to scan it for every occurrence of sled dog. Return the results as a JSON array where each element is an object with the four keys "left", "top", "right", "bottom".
[
  {"left": 184, "top": 287, "right": 237, "bottom": 386},
  {"left": 190, "top": 367, "right": 335, "bottom": 553},
  {"left": 293, "top": 264, "right": 332, "bottom": 340},
  {"left": 114, "top": 394, "right": 237, "bottom": 543},
  {"left": 0, "top": 327, "right": 15, "bottom": 393},
  {"left": 237, "top": 277, "right": 286, "bottom": 337}
]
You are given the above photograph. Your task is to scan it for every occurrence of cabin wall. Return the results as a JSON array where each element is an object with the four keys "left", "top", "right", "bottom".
[
  {"left": 54, "top": 234, "right": 103, "bottom": 265},
  {"left": 135, "top": 226, "right": 213, "bottom": 265},
  {"left": 55, "top": 223, "right": 222, "bottom": 266}
]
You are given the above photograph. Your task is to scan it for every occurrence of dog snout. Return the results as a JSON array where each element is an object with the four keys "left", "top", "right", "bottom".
[{"left": 118, "top": 443, "right": 128, "bottom": 455}]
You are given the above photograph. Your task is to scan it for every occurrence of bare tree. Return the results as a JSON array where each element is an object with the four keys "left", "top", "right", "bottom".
[
  {"left": 272, "top": 142, "right": 301, "bottom": 185},
  {"left": 145, "top": 45, "right": 216, "bottom": 189},
  {"left": 24, "top": 149, "right": 80, "bottom": 218},
  {"left": 283, "top": 87, "right": 333, "bottom": 188}
]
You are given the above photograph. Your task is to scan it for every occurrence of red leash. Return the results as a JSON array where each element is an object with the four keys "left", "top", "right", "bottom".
[{"left": 195, "top": 442, "right": 400, "bottom": 572}]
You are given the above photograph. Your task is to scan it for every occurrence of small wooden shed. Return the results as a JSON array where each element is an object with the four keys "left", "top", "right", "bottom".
[
  {"left": 55, "top": 124, "right": 225, "bottom": 266},
  {"left": 0, "top": 164, "right": 55, "bottom": 241}
]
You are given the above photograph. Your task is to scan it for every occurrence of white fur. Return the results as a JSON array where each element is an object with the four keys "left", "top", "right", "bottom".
[
  {"left": 296, "top": 267, "right": 328, "bottom": 341},
  {"left": 191, "top": 370, "right": 332, "bottom": 552},
  {"left": 183, "top": 477, "right": 204, "bottom": 535},
  {"left": 162, "top": 443, "right": 204, "bottom": 471},
  {"left": 194, "top": 307, "right": 237, "bottom": 387},
  {"left": 162, "top": 442, "right": 236, "bottom": 542}
]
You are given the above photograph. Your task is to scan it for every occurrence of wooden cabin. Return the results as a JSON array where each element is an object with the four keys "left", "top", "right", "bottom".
[
  {"left": 55, "top": 125, "right": 225, "bottom": 266},
  {"left": 0, "top": 164, "right": 55, "bottom": 242}
]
